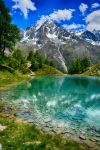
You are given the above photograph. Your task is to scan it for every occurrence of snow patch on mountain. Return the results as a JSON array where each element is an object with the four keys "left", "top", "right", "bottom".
[{"left": 20, "top": 19, "right": 100, "bottom": 72}]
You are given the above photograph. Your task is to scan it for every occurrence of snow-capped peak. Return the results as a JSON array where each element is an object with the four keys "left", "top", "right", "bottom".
[
  {"left": 35, "top": 19, "right": 55, "bottom": 31},
  {"left": 74, "top": 30, "right": 84, "bottom": 36}
]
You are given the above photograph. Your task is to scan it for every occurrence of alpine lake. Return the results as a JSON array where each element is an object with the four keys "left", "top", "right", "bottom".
[{"left": 0, "top": 76, "right": 100, "bottom": 148}]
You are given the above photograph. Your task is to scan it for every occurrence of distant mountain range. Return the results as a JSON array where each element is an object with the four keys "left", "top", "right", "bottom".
[{"left": 19, "top": 19, "right": 100, "bottom": 72}]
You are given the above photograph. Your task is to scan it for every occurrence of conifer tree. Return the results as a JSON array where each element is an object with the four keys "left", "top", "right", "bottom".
[{"left": 0, "top": 0, "right": 19, "bottom": 56}]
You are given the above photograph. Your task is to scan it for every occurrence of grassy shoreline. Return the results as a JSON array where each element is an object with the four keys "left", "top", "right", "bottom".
[
  {"left": 0, "top": 101, "right": 89, "bottom": 150},
  {"left": 0, "top": 71, "right": 88, "bottom": 150},
  {"left": 0, "top": 64, "right": 63, "bottom": 90},
  {"left": 0, "top": 70, "right": 100, "bottom": 149},
  {"left": 0, "top": 71, "right": 31, "bottom": 91},
  {"left": 0, "top": 63, "right": 100, "bottom": 89}
]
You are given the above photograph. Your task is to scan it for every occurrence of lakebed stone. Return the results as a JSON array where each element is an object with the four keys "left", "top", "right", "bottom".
[
  {"left": 95, "top": 134, "right": 100, "bottom": 138},
  {"left": 79, "top": 135, "right": 86, "bottom": 140},
  {"left": 90, "top": 138, "right": 96, "bottom": 142},
  {"left": 44, "top": 119, "right": 52, "bottom": 123},
  {"left": 83, "top": 140, "right": 97, "bottom": 149}
]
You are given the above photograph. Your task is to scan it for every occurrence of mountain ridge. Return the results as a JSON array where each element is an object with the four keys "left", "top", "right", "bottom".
[{"left": 19, "top": 19, "right": 100, "bottom": 72}]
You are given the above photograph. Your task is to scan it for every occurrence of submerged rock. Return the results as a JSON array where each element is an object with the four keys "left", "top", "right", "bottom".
[
  {"left": 94, "top": 138, "right": 100, "bottom": 142},
  {"left": 61, "top": 129, "right": 72, "bottom": 134},
  {"left": 44, "top": 119, "right": 52, "bottom": 123},
  {"left": 79, "top": 135, "right": 86, "bottom": 140},
  {"left": 90, "top": 138, "right": 96, "bottom": 142},
  {"left": 45, "top": 124, "right": 53, "bottom": 128},
  {"left": 3, "top": 105, "right": 12, "bottom": 113},
  {"left": 95, "top": 134, "right": 100, "bottom": 138}
]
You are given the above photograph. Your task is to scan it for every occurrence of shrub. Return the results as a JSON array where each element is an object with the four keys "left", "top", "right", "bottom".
[
  {"left": 34, "top": 52, "right": 45, "bottom": 68},
  {"left": 45, "top": 59, "right": 54, "bottom": 67},
  {"left": 13, "top": 49, "right": 27, "bottom": 64},
  {"left": 27, "top": 50, "right": 35, "bottom": 61},
  {"left": 68, "top": 57, "right": 90, "bottom": 74},
  {"left": 19, "top": 63, "right": 31, "bottom": 74},
  {"left": 31, "top": 59, "right": 40, "bottom": 71},
  {"left": 7, "top": 57, "right": 20, "bottom": 69}
]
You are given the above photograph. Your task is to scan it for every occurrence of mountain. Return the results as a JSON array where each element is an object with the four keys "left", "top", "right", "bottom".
[
  {"left": 93, "top": 30, "right": 100, "bottom": 41},
  {"left": 75, "top": 30, "right": 100, "bottom": 46},
  {"left": 19, "top": 19, "right": 100, "bottom": 72},
  {"left": 81, "top": 30, "right": 97, "bottom": 41}
]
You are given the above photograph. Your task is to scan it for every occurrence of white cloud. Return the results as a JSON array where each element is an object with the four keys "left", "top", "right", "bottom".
[
  {"left": 63, "top": 23, "right": 85, "bottom": 30},
  {"left": 79, "top": 3, "right": 88, "bottom": 15},
  {"left": 36, "top": 15, "right": 50, "bottom": 29},
  {"left": 92, "top": 3, "right": 100, "bottom": 9},
  {"left": 12, "top": 0, "right": 37, "bottom": 19},
  {"left": 49, "top": 9, "right": 74, "bottom": 22},
  {"left": 36, "top": 15, "right": 49, "bottom": 26},
  {"left": 85, "top": 10, "right": 100, "bottom": 31},
  {"left": 36, "top": 9, "right": 74, "bottom": 26}
]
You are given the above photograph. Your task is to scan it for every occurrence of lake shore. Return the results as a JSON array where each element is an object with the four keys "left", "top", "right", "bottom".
[
  {"left": 0, "top": 100, "right": 90, "bottom": 150},
  {"left": 0, "top": 71, "right": 100, "bottom": 91},
  {"left": 0, "top": 100, "right": 100, "bottom": 150},
  {"left": 12, "top": 104, "right": 100, "bottom": 150},
  {"left": 0, "top": 63, "right": 100, "bottom": 90},
  {"left": 0, "top": 71, "right": 100, "bottom": 149}
]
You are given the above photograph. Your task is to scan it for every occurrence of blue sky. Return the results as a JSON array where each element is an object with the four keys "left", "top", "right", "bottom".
[{"left": 4, "top": 0, "right": 100, "bottom": 31}]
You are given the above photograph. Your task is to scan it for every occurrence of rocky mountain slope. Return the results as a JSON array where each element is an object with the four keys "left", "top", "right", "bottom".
[
  {"left": 75, "top": 30, "right": 100, "bottom": 46},
  {"left": 19, "top": 19, "right": 100, "bottom": 72}
]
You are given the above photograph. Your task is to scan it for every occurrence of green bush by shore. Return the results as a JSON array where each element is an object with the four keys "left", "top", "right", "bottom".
[{"left": 82, "top": 64, "right": 100, "bottom": 77}]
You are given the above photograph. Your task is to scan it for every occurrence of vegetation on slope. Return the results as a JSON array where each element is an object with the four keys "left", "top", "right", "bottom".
[
  {"left": 0, "top": 71, "right": 30, "bottom": 90},
  {"left": 68, "top": 57, "right": 90, "bottom": 74},
  {"left": 35, "top": 64, "right": 63, "bottom": 75},
  {"left": 0, "top": 49, "right": 62, "bottom": 88},
  {"left": 82, "top": 64, "right": 100, "bottom": 76}
]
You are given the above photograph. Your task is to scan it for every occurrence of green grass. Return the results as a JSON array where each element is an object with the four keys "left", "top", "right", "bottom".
[
  {"left": 35, "top": 65, "right": 63, "bottom": 76},
  {"left": 0, "top": 70, "right": 30, "bottom": 90},
  {"left": 82, "top": 64, "right": 100, "bottom": 77},
  {"left": 0, "top": 101, "right": 88, "bottom": 150},
  {"left": 0, "top": 64, "right": 63, "bottom": 90}
]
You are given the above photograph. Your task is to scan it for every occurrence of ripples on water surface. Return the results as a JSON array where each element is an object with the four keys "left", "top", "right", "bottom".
[{"left": 1, "top": 76, "right": 100, "bottom": 138}]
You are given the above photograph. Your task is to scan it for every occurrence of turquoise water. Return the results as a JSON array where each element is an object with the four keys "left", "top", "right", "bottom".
[{"left": 1, "top": 76, "right": 100, "bottom": 139}]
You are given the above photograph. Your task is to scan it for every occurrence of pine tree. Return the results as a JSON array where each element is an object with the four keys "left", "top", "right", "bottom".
[
  {"left": 68, "top": 57, "right": 90, "bottom": 74},
  {"left": 0, "top": 0, "right": 19, "bottom": 56}
]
